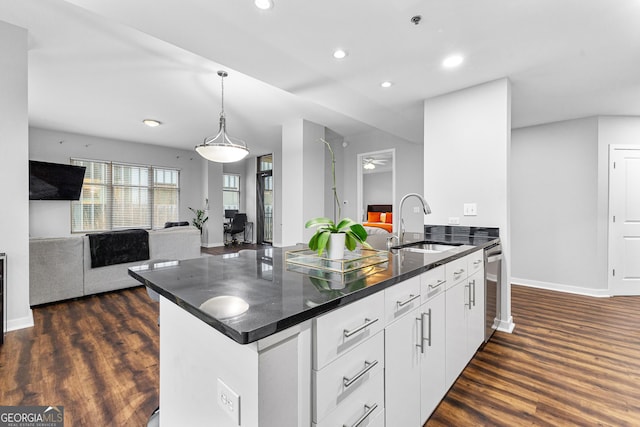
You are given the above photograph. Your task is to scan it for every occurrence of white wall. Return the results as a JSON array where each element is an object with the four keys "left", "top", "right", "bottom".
[
  {"left": 511, "top": 117, "right": 604, "bottom": 294},
  {"left": 424, "top": 78, "right": 512, "bottom": 331},
  {"left": 363, "top": 171, "right": 393, "bottom": 210},
  {"left": 29, "top": 127, "right": 205, "bottom": 238},
  {"left": 0, "top": 21, "right": 32, "bottom": 331},
  {"left": 280, "top": 119, "right": 325, "bottom": 246},
  {"left": 342, "top": 129, "right": 423, "bottom": 233},
  {"left": 511, "top": 116, "right": 640, "bottom": 296}
]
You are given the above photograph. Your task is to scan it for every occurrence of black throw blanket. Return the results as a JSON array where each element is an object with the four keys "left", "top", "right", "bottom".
[{"left": 88, "top": 229, "right": 150, "bottom": 268}]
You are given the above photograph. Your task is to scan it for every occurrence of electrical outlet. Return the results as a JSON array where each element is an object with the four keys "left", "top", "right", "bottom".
[
  {"left": 463, "top": 203, "right": 477, "bottom": 216},
  {"left": 217, "top": 378, "right": 241, "bottom": 425},
  {"left": 448, "top": 217, "right": 460, "bottom": 225}
]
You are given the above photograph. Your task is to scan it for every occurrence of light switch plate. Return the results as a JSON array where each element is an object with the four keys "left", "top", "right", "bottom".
[
  {"left": 217, "top": 378, "right": 241, "bottom": 425},
  {"left": 463, "top": 203, "right": 477, "bottom": 216}
]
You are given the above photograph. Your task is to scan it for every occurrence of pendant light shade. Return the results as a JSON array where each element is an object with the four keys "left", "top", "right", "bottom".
[{"left": 196, "top": 70, "right": 249, "bottom": 163}]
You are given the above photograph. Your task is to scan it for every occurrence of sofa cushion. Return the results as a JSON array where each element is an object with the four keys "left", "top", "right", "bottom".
[{"left": 30, "top": 237, "right": 84, "bottom": 305}]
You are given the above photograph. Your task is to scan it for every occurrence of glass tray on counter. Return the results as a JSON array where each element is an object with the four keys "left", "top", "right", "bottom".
[{"left": 285, "top": 248, "right": 389, "bottom": 273}]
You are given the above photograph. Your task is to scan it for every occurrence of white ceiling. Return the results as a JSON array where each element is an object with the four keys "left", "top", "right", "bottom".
[{"left": 2, "top": 0, "right": 640, "bottom": 158}]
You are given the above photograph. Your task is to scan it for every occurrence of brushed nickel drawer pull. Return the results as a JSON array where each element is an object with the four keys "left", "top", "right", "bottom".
[
  {"left": 343, "top": 403, "right": 378, "bottom": 427},
  {"left": 397, "top": 293, "right": 420, "bottom": 307},
  {"left": 454, "top": 268, "right": 465, "bottom": 276},
  {"left": 473, "top": 260, "right": 482, "bottom": 266},
  {"left": 343, "top": 317, "right": 379, "bottom": 338},
  {"left": 429, "top": 280, "right": 446, "bottom": 289},
  {"left": 343, "top": 360, "right": 379, "bottom": 388}
]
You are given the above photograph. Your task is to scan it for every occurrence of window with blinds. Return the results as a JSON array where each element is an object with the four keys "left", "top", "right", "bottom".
[
  {"left": 71, "top": 159, "right": 179, "bottom": 232},
  {"left": 223, "top": 173, "right": 240, "bottom": 211}
]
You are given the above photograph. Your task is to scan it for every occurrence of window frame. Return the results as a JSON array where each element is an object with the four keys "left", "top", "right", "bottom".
[
  {"left": 223, "top": 173, "right": 241, "bottom": 212},
  {"left": 70, "top": 158, "right": 180, "bottom": 233}
]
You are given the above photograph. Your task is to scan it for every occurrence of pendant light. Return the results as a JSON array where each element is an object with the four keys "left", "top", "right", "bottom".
[{"left": 195, "top": 70, "right": 249, "bottom": 163}]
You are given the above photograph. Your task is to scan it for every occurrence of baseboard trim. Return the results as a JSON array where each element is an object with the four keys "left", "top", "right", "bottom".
[
  {"left": 512, "top": 277, "right": 610, "bottom": 298},
  {"left": 201, "top": 242, "right": 224, "bottom": 248},
  {"left": 7, "top": 309, "right": 34, "bottom": 331},
  {"left": 495, "top": 316, "right": 515, "bottom": 333}
]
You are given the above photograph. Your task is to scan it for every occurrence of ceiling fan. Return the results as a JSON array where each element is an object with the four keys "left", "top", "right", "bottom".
[{"left": 363, "top": 157, "right": 388, "bottom": 170}]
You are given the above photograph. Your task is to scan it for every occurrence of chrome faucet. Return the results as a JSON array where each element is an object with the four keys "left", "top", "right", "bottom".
[{"left": 396, "top": 193, "right": 432, "bottom": 247}]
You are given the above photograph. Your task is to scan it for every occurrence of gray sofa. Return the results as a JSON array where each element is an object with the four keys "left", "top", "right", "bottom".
[{"left": 30, "top": 226, "right": 201, "bottom": 305}]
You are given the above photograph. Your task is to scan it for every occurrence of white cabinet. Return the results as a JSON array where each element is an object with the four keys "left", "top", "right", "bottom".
[
  {"left": 385, "top": 266, "right": 447, "bottom": 426},
  {"left": 467, "top": 269, "right": 485, "bottom": 353},
  {"left": 445, "top": 251, "right": 485, "bottom": 388},
  {"left": 313, "top": 291, "right": 385, "bottom": 426},
  {"left": 385, "top": 303, "right": 421, "bottom": 427},
  {"left": 419, "top": 290, "right": 446, "bottom": 421},
  {"left": 315, "top": 248, "right": 486, "bottom": 427}
]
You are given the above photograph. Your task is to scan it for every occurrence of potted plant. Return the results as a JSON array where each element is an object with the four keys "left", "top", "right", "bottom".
[
  {"left": 189, "top": 207, "right": 209, "bottom": 234},
  {"left": 305, "top": 138, "right": 371, "bottom": 259}
]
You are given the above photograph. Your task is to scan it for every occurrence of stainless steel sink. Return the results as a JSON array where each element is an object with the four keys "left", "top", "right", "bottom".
[{"left": 399, "top": 243, "right": 460, "bottom": 254}]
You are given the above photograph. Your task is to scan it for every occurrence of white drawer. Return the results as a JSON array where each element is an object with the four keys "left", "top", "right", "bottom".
[
  {"left": 446, "top": 255, "right": 468, "bottom": 289},
  {"left": 313, "top": 369, "right": 384, "bottom": 427},
  {"left": 314, "top": 291, "right": 385, "bottom": 370},
  {"left": 384, "top": 275, "right": 421, "bottom": 325},
  {"left": 467, "top": 249, "right": 484, "bottom": 277},
  {"left": 421, "top": 265, "right": 446, "bottom": 303},
  {"left": 313, "top": 332, "right": 384, "bottom": 422}
]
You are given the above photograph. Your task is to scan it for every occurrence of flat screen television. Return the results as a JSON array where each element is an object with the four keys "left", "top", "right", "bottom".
[{"left": 29, "top": 160, "right": 86, "bottom": 201}]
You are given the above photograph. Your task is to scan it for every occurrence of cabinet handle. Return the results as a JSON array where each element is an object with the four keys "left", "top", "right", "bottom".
[
  {"left": 416, "top": 309, "right": 432, "bottom": 353},
  {"left": 454, "top": 268, "right": 465, "bottom": 277},
  {"left": 425, "top": 308, "right": 432, "bottom": 348},
  {"left": 343, "top": 403, "right": 378, "bottom": 427},
  {"left": 465, "top": 284, "right": 471, "bottom": 310},
  {"left": 343, "top": 360, "right": 378, "bottom": 388},
  {"left": 473, "top": 260, "right": 482, "bottom": 266},
  {"left": 343, "top": 317, "right": 379, "bottom": 338},
  {"left": 428, "top": 280, "right": 446, "bottom": 290},
  {"left": 397, "top": 293, "right": 420, "bottom": 308},
  {"left": 471, "top": 279, "right": 476, "bottom": 307}
]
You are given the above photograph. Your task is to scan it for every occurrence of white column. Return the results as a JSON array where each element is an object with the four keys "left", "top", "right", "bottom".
[
  {"left": 424, "top": 78, "right": 514, "bottom": 332},
  {"left": 0, "top": 20, "right": 32, "bottom": 330}
]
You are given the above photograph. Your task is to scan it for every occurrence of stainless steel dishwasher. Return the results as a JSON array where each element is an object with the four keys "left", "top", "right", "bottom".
[{"left": 484, "top": 240, "right": 502, "bottom": 342}]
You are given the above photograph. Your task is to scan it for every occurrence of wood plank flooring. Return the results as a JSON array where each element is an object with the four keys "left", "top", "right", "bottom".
[
  {"left": 426, "top": 285, "right": 640, "bottom": 426},
  {"left": 2, "top": 284, "right": 640, "bottom": 426},
  {"left": 0, "top": 288, "right": 159, "bottom": 426}
]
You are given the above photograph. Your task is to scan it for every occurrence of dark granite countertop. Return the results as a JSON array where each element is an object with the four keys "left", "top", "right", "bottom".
[{"left": 129, "top": 233, "right": 498, "bottom": 345}]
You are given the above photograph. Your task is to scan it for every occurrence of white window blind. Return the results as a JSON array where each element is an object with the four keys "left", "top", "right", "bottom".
[{"left": 71, "top": 159, "right": 179, "bottom": 232}]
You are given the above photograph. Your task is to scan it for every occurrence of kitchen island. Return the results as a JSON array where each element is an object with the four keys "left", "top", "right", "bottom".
[{"left": 129, "top": 235, "right": 497, "bottom": 427}]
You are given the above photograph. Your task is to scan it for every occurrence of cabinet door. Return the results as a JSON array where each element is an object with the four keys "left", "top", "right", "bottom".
[
  {"left": 467, "top": 270, "right": 485, "bottom": 353},
  {"left": 419, "top": 292, "right": 446, "bottom": 422},
  {"left": 445, "top": 280, "right": 468, "bottom": 389},
  {"left": 385, "top": 306, "right": 421, "bottom": 427}
]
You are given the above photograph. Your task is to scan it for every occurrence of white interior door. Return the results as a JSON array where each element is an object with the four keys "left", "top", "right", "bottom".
[{"left": 609, "top": 146, "right": 640, "bottom": 295}]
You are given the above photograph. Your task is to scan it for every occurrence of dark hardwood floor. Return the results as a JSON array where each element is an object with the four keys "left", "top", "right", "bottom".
[
  {"left": 426, "top": 286, "right": 640, "bottom": 426},
  {"left": 0, "top": 287, "right": 160, "bottom": 426},
  {"left": 2, "top": 281, "right": 640, "bottom": 426}
]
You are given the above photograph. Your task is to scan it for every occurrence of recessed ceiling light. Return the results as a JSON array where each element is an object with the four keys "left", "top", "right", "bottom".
[
  {"left": 381, "top": 81, "right": 393, "bottom": 88},
  {"left": 333, "top": 49, "right": 348, "bottom": 59},
  {"left": 143, "top": 119, "right": 161, "bottom": 127},
  {"left": 254, "top": 0, "right": 273, "bottom": 10},
  {"left": 442, "top": 54, "right": 464, "bottom": 68}
]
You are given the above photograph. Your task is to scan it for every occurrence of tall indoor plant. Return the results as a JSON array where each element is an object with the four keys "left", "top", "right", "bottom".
[
  {"left": 305, "top": 138, "right": 370, "bottom": 259},
  {"left": 189, "top": 207, "right": 208, "bottom": 234}
]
